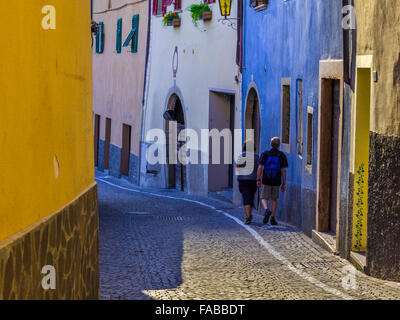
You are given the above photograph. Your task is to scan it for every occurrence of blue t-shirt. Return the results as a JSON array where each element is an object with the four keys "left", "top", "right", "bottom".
[{"left": 259, "top": 148, "right": 288, "bottom": 186}]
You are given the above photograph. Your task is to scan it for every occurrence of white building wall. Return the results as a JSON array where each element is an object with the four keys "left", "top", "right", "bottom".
[{"left": 141, "top": 1, "right": 241, "bottom": 195}]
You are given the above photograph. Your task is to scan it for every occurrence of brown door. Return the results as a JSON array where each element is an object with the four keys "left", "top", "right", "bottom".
[
  {"left": 166, "top": 121, "right": 176, "bottom": 189},
  {"left": 208, "top": 91, "right": 233, "bottom": 192},
  {"left": 176, "top": 123, "right": 185, "bottom": 191},
  {"left": 120, "top": 124, "right": 131, "bottom": 176},
  {"left": 104, "top": 118, "right": 111, "bottom": 169},
  {"left": 94, "top": 114, "right": 100, "bottom": 167},
  {"left": 317, "top": 79, "right": 341, "bottom": 235},
  {"left": 329, "top": 80, "right": 341, "bottom": 234}
]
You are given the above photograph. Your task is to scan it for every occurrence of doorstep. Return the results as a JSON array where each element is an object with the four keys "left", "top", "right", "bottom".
[
  {"left": 312, "top": 230, "right": 338, "bottom": 255},
  {"left": 349, "top": 251, "right": 367, "bottom": 272}
]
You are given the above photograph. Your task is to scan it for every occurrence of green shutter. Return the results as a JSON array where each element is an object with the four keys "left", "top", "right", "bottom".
[
  {"left": 122, "top": 15, "right": 139, "bottom": 53},
  {"left": 96, "top": 22, "right": 104, "bottom": 54},
  {"left": 131, "top": 15, "right": 139, "bottom": 53},
  {"left": 116, "top": 18, "right": 122, "bottom": 54}
]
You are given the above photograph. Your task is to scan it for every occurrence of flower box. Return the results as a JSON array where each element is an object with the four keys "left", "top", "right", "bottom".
[
  {"left": 163, "top": 12, "right": 180, "bottom": 27},
  {"left": 173, "top": 18, "right": 181, "bottom": 27},
  {"left": 202, "top": 10, "right": 212, "bottom": 21}
]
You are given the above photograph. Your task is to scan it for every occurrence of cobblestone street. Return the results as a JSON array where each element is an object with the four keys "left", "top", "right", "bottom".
[{"left": 97, "top": 172, "right": 400, "bottom": 300}]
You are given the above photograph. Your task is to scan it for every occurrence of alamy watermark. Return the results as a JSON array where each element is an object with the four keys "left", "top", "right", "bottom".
[
  {"left": 342, "top": 5, "right": 356, "bottom": 30},
  {"left": 41, "top": 5, "right": 56, "bottom": 30},
  {"left": 342, "top": 265, "right": 357, "bottom": 290},
  {"left": 145, "top": 122, "right": 256, "bottom": 175},
  {"left": 41, "top": 265, "right": 56, "bottom": 290}
]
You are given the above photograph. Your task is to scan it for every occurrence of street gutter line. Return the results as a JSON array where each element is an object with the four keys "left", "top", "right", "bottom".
[{"left": 96, "top": 177, "right": 353, "bottom": 300}]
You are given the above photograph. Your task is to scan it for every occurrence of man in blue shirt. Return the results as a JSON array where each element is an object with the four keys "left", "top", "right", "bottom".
[{"left": 257, "top": 137, "right": 288, "bottom": 225}]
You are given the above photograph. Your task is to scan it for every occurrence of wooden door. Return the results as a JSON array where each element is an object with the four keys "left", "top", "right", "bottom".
[
  {"left": 104, "top": 118, "right": 111, "bottom": 169},
  {"left": 329, "top": 80, "right": 341, "bottom": 234},
  {"left": 120, "top": 124, "right": 131, "bottom": 176},
  {"left": 208, "top": 91, "right": 233, "bottom": 192},
  {"left": 94, "top": 114, "right": 100, "bottom": 167},
  {"left": 317, "top": 79, "right": 341, "bottom": 234},
  {"left": 176, "top": 123, "right": 186, "bottom": 191}
]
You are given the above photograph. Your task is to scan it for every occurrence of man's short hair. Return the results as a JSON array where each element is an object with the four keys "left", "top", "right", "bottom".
[{"left": 271, "top": 137, "right": 280, "bottom": 149}]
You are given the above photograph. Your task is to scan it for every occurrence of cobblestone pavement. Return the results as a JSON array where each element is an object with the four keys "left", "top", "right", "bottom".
[{"left": 97, "top": 172, "right": 400, "bottom": 300}]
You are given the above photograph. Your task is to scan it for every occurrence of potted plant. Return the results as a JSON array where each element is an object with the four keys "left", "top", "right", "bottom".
[
  {"left": 162, "top": 12, "right": 181, "bottom": 27},
  {"left": 202, "top": 9, "right": 212, "bottom": 21},
  {"left": 187, "top": 2, "right": 212, "bottom": 27}
]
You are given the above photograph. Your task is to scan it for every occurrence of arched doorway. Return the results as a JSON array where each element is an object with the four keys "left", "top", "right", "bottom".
[
  {"left": 244, "top": 88, "right": 261, "bottom": 154},
  {"left": 164, "top": 94, "right": 186, "bottom": 191}
]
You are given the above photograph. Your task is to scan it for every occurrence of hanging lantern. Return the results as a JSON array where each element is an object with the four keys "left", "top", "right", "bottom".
[{"left": 218, "top": 0, "right": 232, "bottom": 18}]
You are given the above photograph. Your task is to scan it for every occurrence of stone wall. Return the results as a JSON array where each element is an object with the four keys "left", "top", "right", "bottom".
[
  {"left": 0, "top": 184, "right": 99, "bottom": 300},
  {"left": 98, "top": 141, "right": 140, "bottom": 184},
  {"left": 367, "top": 132, "right": 400, "bottom": 281}
]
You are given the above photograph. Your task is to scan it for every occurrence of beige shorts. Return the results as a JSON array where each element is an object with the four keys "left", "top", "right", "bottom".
[{"left": 262, "top": 185, "right": 280, "bottom": 200}]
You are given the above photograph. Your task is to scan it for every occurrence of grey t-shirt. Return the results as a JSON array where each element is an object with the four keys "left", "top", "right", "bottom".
[{"left": 236, "top": 152, "right": 259, "bottom": 181}]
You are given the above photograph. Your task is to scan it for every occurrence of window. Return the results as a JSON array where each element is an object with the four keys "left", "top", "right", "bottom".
[
  {"left": 250, "top": 0, "right": 268, "bottom": 11},
  {"left": 152, "top": 0, "right": 163, "bottom": 15},
  {"left": 152, "top": 0, "right": 183, "bottom": 15},
  {"left": 306, "top": 107, "right": 314, "bottom": 167},
  {"left": 296, "top": 79, "right": 303, "bottom": 156},
  {"left": 281, "top": 80, "right": 291, "bottom": 146},
  {"left": 174, "top": 0, "right": 182, "bottom": 10}
]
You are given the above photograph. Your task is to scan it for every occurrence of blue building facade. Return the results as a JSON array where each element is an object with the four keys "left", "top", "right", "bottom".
[{"left": 242, "top": 0, "right": 344, "bottom": 236}]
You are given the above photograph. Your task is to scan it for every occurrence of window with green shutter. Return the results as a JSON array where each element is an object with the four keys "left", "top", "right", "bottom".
[
  {"left": 116, "top": 18, "right": 122, "bottom": 53},
  {"left": 123, "top": 15, "right": 139, "bottom": 53},
  {"left": 96, "top": 22, "right": 104, "bottom": 54}
]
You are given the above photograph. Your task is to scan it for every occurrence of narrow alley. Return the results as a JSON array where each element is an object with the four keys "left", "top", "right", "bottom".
[{"left": 97, "top": 172, "right": 400, "bottom": 300}]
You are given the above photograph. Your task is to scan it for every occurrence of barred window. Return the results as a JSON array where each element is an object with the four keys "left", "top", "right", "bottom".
[{"left": 281, "top": 84, "right": 291, "bottom": 145}]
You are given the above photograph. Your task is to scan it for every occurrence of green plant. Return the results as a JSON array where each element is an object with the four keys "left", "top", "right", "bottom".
[
  {"left": 354, "top": 162, "right": 366, "bottom": 251},
  {"left": 162, "top": 12, "right": 180, "bottom": 26},
  {"left": 187, "top": 2, "right": 211, "bottom": 27}
]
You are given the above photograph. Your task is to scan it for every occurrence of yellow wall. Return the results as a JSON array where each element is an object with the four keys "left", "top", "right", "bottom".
[
  {"left": 352, "top": 68, "right": 371, "bottom": 252},
  {"left": 354, "top": 0, "right": 400, "bottom": 136},
  {"left": 0, "top": 1, "right": 94, "bottom": 242}
]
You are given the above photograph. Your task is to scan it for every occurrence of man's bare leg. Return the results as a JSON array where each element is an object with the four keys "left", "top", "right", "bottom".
[
  {"left": 244, "top": 205, "right": 252, "bottom": 219},
  {"left": 262, "top": 199, "right": 271, "bottom": 224},
  {"left": 270, "top": 199, "right": 279, "bottom": 225},
  {"left": 262, "top": 199, "right": 269, "bottom": 211},
  {"left": 271, "top": 199, "right": 278, "bottom": 217}
]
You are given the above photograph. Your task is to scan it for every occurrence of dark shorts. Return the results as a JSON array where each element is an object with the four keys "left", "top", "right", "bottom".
[{"left": 238, "top": 180, "right": 258, "bottom": 207}]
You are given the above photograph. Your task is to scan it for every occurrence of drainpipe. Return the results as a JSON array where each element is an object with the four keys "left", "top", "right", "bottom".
[
  {"left": 341, "top": 0, "right": 357, "bottom": 259},
  {"left": 138, "top": 0, "right": 153, "bottom": 186}
]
